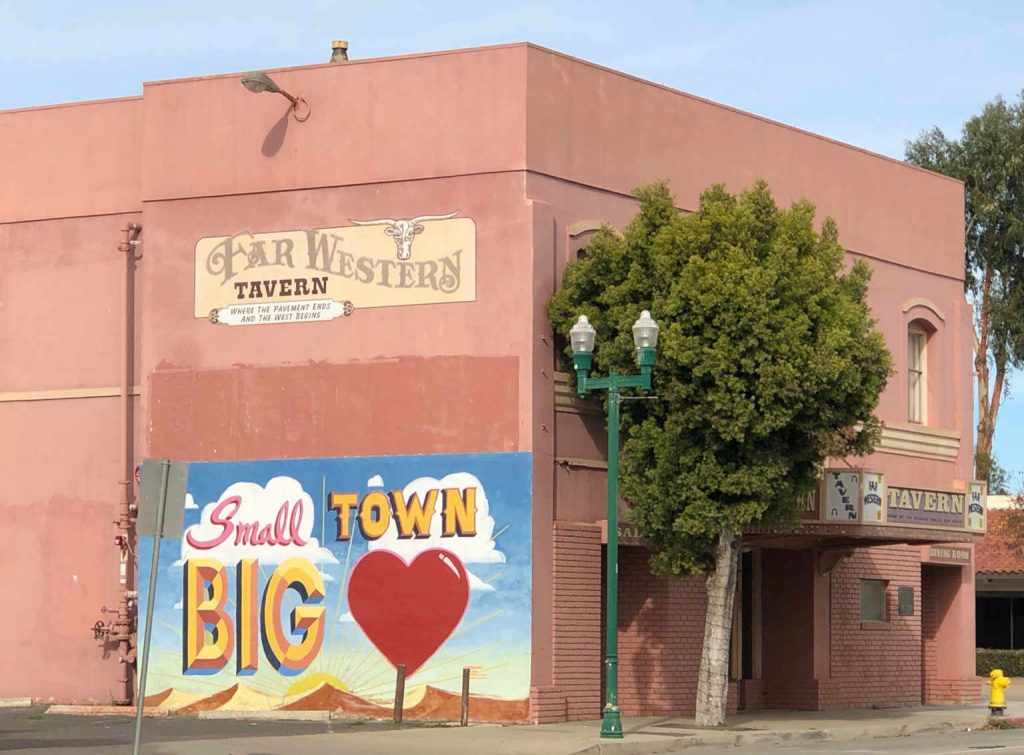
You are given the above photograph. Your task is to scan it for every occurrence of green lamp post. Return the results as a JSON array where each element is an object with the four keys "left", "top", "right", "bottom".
[{"left": 569, "top": 310, "right": 659, "bottom": 739}]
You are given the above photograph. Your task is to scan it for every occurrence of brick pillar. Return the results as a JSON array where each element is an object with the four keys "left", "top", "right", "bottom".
[{"left": 537, "top": 522, "right": 602, "bottom": 722}]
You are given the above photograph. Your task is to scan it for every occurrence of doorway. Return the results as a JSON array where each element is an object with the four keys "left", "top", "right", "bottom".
[
  {"left": 921, "top": 563, "right": 967, "bottom": 704},
  {"left": 731, "top": 549, "right": 762, "bottom": 709}
]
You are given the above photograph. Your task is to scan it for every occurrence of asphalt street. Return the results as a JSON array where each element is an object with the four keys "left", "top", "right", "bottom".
[
  {"left": 687, "top": 729, "right": 1024, "bottom": 754},
  {"left": 4, "top": 706, "right": 1024, "bottom": 754},
  {"left": 0, "top": 706, "right": 397, "bottom": 753}
]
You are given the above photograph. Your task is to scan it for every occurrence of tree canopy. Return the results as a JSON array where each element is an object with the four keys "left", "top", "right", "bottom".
[
  {"left": 906, "top": 94, "right": 1024, "bottom": 482},
  {"left": 548, "top": 181, "right": 892, "bottom": 574}
]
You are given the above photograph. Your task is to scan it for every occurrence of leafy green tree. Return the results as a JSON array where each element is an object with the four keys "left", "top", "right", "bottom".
[
  {"left": 548, "top": 182, "right": 891, "bottom": 726},
  {"left": 906, "top": 95, "right": 1024, "bottom": 483}
]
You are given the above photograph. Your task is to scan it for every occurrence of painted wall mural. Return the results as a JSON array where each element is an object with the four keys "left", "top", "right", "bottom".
[{"left": 138, "top": 452, "right": 531, "bottom": 721}]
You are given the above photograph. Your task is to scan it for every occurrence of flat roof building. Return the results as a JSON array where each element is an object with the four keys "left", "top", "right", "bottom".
[{"left": 0, "top": 42, "right": 981, "bottom": 721}]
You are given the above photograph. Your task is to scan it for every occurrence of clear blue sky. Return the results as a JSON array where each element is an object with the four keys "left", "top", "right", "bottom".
[{"left": 4, "top": 0, "right": 1024, "bottom": 477}]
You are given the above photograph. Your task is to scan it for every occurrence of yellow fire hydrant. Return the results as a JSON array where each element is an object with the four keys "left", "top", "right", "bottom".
[{"left": 988, "top": 668, "right": 1011, "bottom": 716}]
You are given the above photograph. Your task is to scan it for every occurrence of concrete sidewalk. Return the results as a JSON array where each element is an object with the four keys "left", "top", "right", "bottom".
[{"left": 130, "top": 702, "right": 1018, "bottom": 755}]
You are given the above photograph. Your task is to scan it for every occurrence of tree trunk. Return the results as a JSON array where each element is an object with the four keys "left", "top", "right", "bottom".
[
  {"left": 976, "top": 364, "right": 1004, "bottom": 484},
  {"left": 695, "top": 526, "right": 740, "bottom": 727},
  {"left": 974, "top": 267, "right": 1003, "bottom": 484}
]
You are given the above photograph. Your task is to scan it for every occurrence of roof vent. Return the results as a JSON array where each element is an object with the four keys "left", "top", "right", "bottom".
[{"left": 331, "top": 40, "right": 349, "bottom": 63}]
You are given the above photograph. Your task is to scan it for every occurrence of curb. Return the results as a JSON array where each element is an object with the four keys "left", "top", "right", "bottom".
[
  {"left": 0, "top": 699, "right": 33, "bottom": 708},
  {"left": 572, "top": 718, "right": 990, "bottom": 755},
  {"left": 574, "top": 728, "right": 830, "bottom": 754},
  {"left": 197, "top": 710, "right": 331, "bottom": 722},
  {"left": 825, "top": 719, "right": 986, "bottom": 741},
  {"left": 45, "top": 705, "right": 168, "bottom": 717}
]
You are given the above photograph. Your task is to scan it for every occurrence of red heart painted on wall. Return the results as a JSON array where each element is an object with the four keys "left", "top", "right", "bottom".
[{"left": 347, "top": 548, "right": 470, "bottom": 677}]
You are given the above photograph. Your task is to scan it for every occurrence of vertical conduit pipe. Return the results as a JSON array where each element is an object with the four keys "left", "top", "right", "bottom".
[{"left": 115, "top": 223, "right": 141, "bottom": 705}]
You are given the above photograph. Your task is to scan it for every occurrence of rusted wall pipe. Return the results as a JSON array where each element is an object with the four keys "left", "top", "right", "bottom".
[{"left": 112, "top": 223, "right": 141, "bottom": 705}]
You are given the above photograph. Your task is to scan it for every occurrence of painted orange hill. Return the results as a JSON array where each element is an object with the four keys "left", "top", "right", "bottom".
[
  {"left": 143, "top": 688, "right": 205, "bottom": 711},
  {"left": 142, "top": 681, "right": 527, "bottom": 722},
  {"left": 279, "top": 682, "right": 391, "bottom": 716},
  {"left": 176, "top": 684, "right": 281, "bottom": 714},
  {"left": 143, "top": 689, "right": 174, "bottom": 707},
  {"left": 405, "top": 685, "right": 528, "bottom": 722}
]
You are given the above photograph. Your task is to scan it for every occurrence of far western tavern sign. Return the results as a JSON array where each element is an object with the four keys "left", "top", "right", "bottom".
[{"left": 195, "top": 213, "right": 476, "bottom": 323}]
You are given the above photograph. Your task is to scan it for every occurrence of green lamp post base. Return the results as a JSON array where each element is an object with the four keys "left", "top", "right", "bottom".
[{"left": 600, "top": 705, "right": 624, "bottom": 738}]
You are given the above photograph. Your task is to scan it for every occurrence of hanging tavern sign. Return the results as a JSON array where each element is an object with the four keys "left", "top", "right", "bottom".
[
  {"left": 194, "top": 213, "right": 476, "bottom": 320},
  {"left": 886, "top": 485, "right": 966, "bottom": 528},
  {"left": 804, "top": 469, "right": 987, "bottom": 534}
]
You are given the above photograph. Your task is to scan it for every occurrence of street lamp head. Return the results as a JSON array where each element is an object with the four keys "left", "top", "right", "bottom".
[
  {"left": 240, "top": 71, "right": 310, "bottom": 122},
  {"left": 570, "top": 315, "right": 597, "bottom": 354},
  {"left": 569, "top": 315, "right": 596, "bottom": 394},
  {"left": 632, "top": 310, "right": 659, "bottom": 349},
  {"left": 241, "top": 71, "right": 282, "bottom": 94}
]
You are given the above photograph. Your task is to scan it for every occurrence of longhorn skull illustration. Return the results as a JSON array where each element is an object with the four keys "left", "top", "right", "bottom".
[{"left": 349, "top": 212, "right": 459, "bottom": 260}]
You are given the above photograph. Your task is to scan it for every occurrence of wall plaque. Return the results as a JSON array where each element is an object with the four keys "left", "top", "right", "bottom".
[
  {"left": 928, "top": 546, "right": 971, "bottom": 564},
  {"left": 194, "top": 214, "right": 476, "bottom": 319},
  {"left": 898, "top": 585, "right": 914, "bottom": 616}
]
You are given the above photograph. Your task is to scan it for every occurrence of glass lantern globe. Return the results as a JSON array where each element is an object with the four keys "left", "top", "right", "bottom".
[
  {"left": 570, "top": 315, "right": 597, "bottom": 354},
  {"left": 632, "top": 310, "right": 659, "bottom": 349}
]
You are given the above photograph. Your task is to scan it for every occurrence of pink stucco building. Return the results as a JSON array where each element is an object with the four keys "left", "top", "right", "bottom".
[{"left": 0, "top": 42, "right": 981, "bottom": 720}]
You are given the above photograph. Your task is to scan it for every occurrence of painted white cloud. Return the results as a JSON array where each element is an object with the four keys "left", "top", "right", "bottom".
[
  {"left": 184, "top": 493, "right": 198, "bottom": 510},
  {"left": 339, "top": 611, "right": 356, "bottom": 623},
  {"left": 180, "top": 476, "right": 338, "bottom": 568},
  {"left": 368, "top": 472, "right": 505, "bottom": 566},
  {"left": 366, "top": 472, "right": 505, "bottom": 592},
  {"left": 366, "top": 474, "right": 384, "bottom": 488}
]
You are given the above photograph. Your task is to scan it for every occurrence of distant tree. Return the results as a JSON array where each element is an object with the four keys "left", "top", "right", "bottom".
[
  {"left": 989, "top": 454, "right": 1011, "bottom": 496},
  {"left": 906, "top": 95, "right": 1024, "bottom": 483},
  {"left": 548, "top": 181, "right": 891, "bottom": 726}
]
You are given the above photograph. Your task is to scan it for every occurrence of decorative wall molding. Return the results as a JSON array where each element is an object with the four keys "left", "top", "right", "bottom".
[
  {"left": 567, "top": 220, "right": 604, "bottom": 237},
  {"left": 876, "top": 421, "right": 960, "bottom": 461},
  {"left": 901, "top": 297, "right": 946, "bottom": 322},
  {"left": 0, "top": 386, "right": 141, "bottom": 403},
  {"left": 556, "top": 457, "right": 607, "bottom": 470},
  {"left": 554, "top": 371, "right": 602, "bottom": 416}
]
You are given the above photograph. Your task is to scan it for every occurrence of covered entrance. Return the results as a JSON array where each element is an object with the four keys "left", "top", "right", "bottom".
[{"left": 732, "top": 530, "right": 979, "bottom": 710}]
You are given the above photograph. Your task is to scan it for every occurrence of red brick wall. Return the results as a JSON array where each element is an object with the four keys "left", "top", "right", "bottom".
[
  {"left": 736, "top": 679, "right": 766, "bottom": 711},
  {"left": 820, "top": 545, "right": 922, "bottom": 708},
  {"left": 533, "top": 522, "right": 603, "bottom": 723},
  {"left": 541, "top": 536, "right": 975, "bottom": 721},
  {"left": 616, "top": 547, "right": 740, "bottom": 716}
]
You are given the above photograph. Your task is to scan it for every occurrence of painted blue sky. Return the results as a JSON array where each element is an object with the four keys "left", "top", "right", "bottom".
[{"left": 5, "top": 0, "right": 1024, "bottom": 473}]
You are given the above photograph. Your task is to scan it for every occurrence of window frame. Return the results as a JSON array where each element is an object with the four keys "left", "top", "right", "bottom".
[
  {"left": 907, "top": 326, "right": 927, "bottom": 424},
  {"left": 860, "top": 578, "right": 888, "bottom": 623}
]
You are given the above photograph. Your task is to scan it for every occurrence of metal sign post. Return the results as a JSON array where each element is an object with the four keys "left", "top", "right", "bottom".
[{"left": 132, "top": 458, "right": 188, "bottom": 755}]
